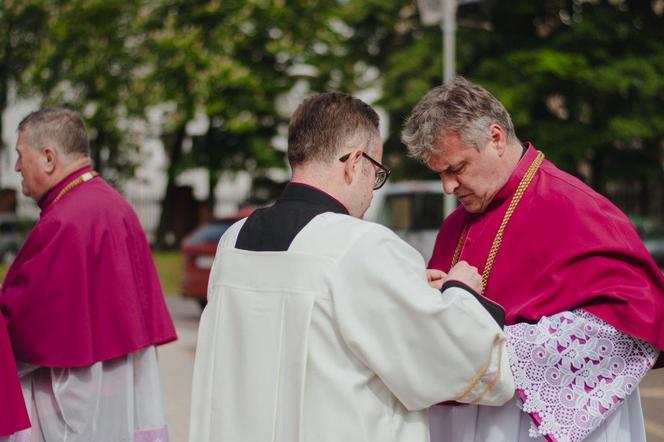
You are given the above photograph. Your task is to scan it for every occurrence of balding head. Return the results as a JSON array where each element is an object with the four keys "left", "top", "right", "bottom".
[
  {"left": 15, "top": 108, "right": 92, "bottom": 202},
  {"left": 18, "top": 108, "right": 90, "bottom": 159}
]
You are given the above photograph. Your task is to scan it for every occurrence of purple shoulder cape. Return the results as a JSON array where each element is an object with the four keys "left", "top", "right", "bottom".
[
  {"left": 430, "top": 145, "right": 664, "bottom": 364},
  {"left": 1, "top": 168, "right": 177, "bottom": 367}
]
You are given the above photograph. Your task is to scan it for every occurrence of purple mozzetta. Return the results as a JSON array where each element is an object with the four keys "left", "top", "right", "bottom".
[
  {"left": 430, "top": 145, "right": 664, "bottom": 366},
  {"left": 1, "top": 167, "right": 176, "bottom": 367}
]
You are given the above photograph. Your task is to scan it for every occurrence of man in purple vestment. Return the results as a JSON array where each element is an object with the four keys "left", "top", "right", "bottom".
[
  {"left": 402, "top": 77, "right": 664, "bottom": 442},
  {"left": 0, "top": 108, "right": 177, "bottom": 442}
]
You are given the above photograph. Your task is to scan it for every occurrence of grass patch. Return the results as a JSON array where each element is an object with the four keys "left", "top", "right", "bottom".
[
  {"left": 152, "top": 251, "right": 182, "bottom": 296},
  {"left": 0, "top": 251, "right": 182, "bottom": 295}
]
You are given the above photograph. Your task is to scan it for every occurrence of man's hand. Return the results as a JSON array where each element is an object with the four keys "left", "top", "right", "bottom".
[
  {"left": 446, "top": 261, "right": 482, "bottom": 294},
  {"left": 426, "top": 269, "right": 447, "bottom": 290}
]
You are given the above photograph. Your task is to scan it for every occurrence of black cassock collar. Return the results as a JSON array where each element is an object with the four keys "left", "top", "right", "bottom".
[{"left": 235, "top": 182, "right": 348, "bottom": 252}]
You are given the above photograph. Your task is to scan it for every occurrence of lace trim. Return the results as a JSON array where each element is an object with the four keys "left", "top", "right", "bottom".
[{"left": 506, "top": 309, "right": 658, "bottom": 442}]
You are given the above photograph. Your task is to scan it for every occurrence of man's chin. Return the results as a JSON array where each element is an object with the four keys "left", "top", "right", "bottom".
[{"left": 460, "top": 201, "right": 482, "bottom": 213}]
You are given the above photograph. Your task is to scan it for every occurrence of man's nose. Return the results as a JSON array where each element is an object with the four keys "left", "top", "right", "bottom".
[{"left": 441, "top": 174, "right": 458, "bottom": 195}]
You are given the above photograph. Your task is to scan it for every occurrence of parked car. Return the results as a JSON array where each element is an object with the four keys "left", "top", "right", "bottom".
[
  {"left": 364, "top": 181, "right": 444, "bottom": 262},
  {"left": 631, "top": 217, "right": 664, "bottom": 270},
  {"left": 366, "top": 185, "right": 664, "bottom": 271},
  {"left": 0, "top": 214, "right": 21, "bottom": 265},
  {"left": 180, "top": 207, "right": 255, "bottom": 310}
]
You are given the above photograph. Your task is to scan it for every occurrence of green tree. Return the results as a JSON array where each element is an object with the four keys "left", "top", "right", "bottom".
[
  {"left": 0, "top": 0, "right": 48, "bottom": 161},
  {"left": 329, "top": 0, "right": 664, "bottom": 214},
  {"left": 142, "top": 0, "right": 340, "bottom": 246},
  {"left": 25, "top": 0, "right": 145, "bottom": 182}
]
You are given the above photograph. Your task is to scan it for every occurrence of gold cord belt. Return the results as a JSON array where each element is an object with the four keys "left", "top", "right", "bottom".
[
  {"left": 451, "top": 151, "right": 545, "bottom": 293},
  {"left": 53, "top": 171, "right": 99, "bottom": 204}
]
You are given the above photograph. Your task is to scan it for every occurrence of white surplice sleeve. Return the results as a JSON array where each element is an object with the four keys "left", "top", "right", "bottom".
[
  {"left": 506, "top": 309, "right": 659, "bottom": 442},
  {"left": 11, "top": 346, "right": 168, "bottom": 442},
  {"left": 328, "top": 225, "right": 515, "bottom": 411}
]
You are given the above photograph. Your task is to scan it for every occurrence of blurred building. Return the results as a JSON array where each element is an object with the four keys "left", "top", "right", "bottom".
[{"left": 0, "top": 99, "right": 270, "bottom": 244}]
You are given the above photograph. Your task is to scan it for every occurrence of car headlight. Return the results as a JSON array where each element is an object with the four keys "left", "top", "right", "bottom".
[{"left": 195, "top": 255, "right": 215, "bottom": 269}]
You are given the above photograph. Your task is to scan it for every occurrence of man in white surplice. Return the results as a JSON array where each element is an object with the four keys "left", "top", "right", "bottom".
[{"left": 189, "top": 92, "right": 515, "bottom": 442}]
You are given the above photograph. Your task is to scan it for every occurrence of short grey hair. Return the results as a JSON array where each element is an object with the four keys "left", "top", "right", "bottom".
[
  {"left": 17, "top": 107, "right": 90, "bottom": 157},
  {"left": 288, "top": 92, "right": 380, "bottom": 165},
  {"left": 402, "top": 76, "right": 517, "bottom": 163}
]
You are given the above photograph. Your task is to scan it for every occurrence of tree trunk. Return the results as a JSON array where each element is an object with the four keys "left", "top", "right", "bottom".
[
  {"left": 92, "top": 128, "right": 105, "bottom": 176},
  {"left": 0, "top": 29, "right": 10, "bottom": 184},
  {"left": 205, "top": 127, "right": 217, "bottom": 217},
  {"left": 659, "top": 168, "right": 664, "bottom": 225},
  {"left": 155, "top": 124, "right": 186, "bottom": 249},
  {"left": 207, "top": 168, "right": 218, "bottom": 218},
  {"left": 590, "top": 149, "right": 606, "bottom": 196},
  {"left": 0, "top": 82, "right": 7, "bottom": 186}
]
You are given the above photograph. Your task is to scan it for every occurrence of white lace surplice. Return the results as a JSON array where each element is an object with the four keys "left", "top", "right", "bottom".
[
  {"left": 430, "top": 309, "right": 659, "bottom": 442},
  {"left": 10, "top": 346, "right": 169, "bottom": 442}
]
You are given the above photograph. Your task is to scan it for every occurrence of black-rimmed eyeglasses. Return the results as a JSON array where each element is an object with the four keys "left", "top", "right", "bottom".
[{"left": 339, "top": 151, "right": 391, "bottom": 190}]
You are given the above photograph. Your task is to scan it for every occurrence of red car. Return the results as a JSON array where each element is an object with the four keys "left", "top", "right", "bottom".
[{"left": 180, "top": 208, "right": 254, "bottom": 310}]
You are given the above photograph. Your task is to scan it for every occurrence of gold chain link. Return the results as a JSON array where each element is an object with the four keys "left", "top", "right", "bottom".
[
  {"left": 451, "top": 151, "right": 545, "bottom": 293},
  {"left": 53, "top": 171, "right": 99, "bottom": 204},
  {"left": 451, "top": 224, "right": 468, "bottom": 267}
]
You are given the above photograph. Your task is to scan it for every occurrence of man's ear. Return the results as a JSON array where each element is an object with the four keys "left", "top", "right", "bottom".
[
  {"left": 488, "top": 124, "right": 507, "bottom": 156},
  {"left": 42, "top": 146, "right": 57, "bottom": 174},
  {"left": 342, "top": 149, "right": 363, "bottom": 184}
]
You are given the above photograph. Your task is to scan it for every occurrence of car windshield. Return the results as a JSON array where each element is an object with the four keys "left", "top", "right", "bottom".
[
  {"left": 0, "top": 220, "right": 16, "bottom": 233},
  {"left": 188, "top": 222, "right": 235, "bottom": 244},
  {"left": 631, "top": 217, "right": 664, "bottom": 240},
  {"left": 378, "top": 193, "right": 444, "bottom": 230}
]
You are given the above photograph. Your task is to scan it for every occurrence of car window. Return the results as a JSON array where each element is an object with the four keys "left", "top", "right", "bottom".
[
  {"left": 413, "top": 193, "right": 445, "bottom": 229},
  {"left": 188, "top": 222, "right": 235, "bottom": 244},
  {"left": 378, "top": 193, "right": 444, "bottom": 231},
  {"left": 631, "top": 217, "right": 664, "bottom": 240},
  {"left": 0, "top": 221, "right": 16, "bottom": 233}
]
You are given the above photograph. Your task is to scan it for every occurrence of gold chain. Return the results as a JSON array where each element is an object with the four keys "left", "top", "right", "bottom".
[
  {"left": 451, "top": 151, "right": 545, "bottom": 293},
  {"left": 451, "top": 224, "right": 469, "bottom": 267},
  {"left": 53, "top": 171, "right": 99, "bottom": 204}
]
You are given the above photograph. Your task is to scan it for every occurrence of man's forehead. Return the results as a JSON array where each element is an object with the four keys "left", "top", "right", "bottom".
[
  {"left": 433, "top": 128, "right": 465, "bottom": 148},
  {"left": 16, "top": 130, "right": 41, "bottom": 151},
  {"left": 429, "top": 139, "right": 464, "bottom": 167},
  {"left": 427, "top": 154, "right": 453, "bottom": 172},
  {"left": 16, "top": 130, "right": 30, "bottom": 146},
  {"left": 15, "top": 134, "right": 27, "bottom": 151}
]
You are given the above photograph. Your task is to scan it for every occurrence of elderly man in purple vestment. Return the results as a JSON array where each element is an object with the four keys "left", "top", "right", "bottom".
[
  {"left": 402, "top": 77, "right": 664, "bottom": 442},
  {"left": 0, "top": 108, "right": 177, "bottom": 442}
]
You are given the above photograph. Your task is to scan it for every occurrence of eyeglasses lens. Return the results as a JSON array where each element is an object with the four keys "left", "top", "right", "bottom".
[{"left": 374, "top": 172, "right": 386, "bottom": 190}]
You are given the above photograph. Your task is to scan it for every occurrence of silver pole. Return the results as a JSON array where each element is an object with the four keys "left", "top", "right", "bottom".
[
  {"left": 442, "top": 0, "right": 458, "bottom": 217},
  {"left": 442, "top": 0, "right": 456, "bottom": 83}
]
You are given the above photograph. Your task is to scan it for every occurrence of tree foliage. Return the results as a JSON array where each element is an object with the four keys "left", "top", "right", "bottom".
[
  {"left": 18, "top": 0, "right": 146, "bottom": 182},
  {"left": 3, "top": 0, "right": 664, "bottom": 220},
  {"left": 0, "top": 0, "right": 48, "bottom": 156},
  {"left": 330, "top": 0, "right": 664, "bottom": 210}
]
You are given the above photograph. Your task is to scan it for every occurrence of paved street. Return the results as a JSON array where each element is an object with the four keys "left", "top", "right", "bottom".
[
  {"left": 642, "top": 369, "right": 664, "bottom": 441},
  {"left": 159, "top": 296, "right": 200, "bottom": 442},
  {"left": 160, "top": 296, "right": 664, "bottom": 442}
]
